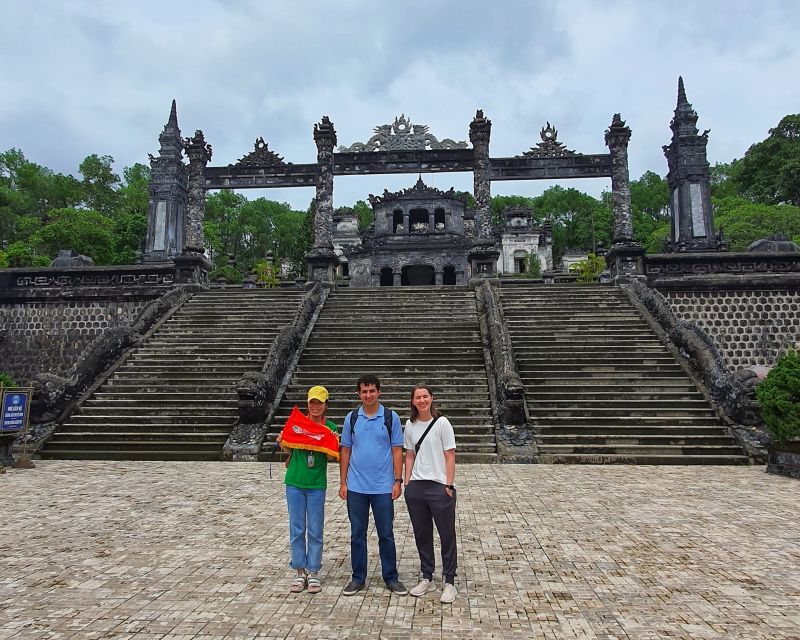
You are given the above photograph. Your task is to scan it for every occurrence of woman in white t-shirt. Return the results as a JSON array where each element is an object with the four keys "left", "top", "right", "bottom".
[{"left": 403, "top": 383, "right": 458, "bottom": 604}]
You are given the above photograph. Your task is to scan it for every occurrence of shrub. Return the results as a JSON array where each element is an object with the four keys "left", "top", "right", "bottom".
[
  {"left": 575, "top": 254, "right": 606, "bottom": 283},
  {"left": 0, "top": 372, "right": 17, "bottom": 387},
  {"left": 756, "top": 350, "right": 800, "bottom": 444},
  {"left": 254, "top": 260, "right": 280, "bottom": 288},
  {"left": 209, "top": 265, "right": 243, "bottom": 284}
]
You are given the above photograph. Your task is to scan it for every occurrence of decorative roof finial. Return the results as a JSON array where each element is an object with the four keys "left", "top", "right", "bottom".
[
  {"left": 677, "top": 76, "right": 687, "bottom": 106},
  {"left": 168, "top": 99, "right": 178, "bottom": 128}
]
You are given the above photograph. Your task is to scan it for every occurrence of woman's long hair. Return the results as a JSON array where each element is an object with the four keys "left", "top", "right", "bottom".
[{"left": 409, "top": 384, "right": 440, "bottom": 422}]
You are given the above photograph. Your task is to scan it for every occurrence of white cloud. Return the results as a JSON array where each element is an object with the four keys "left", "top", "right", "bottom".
[{"left": 1, "top": 0, "right": 799, "bottom": 210}]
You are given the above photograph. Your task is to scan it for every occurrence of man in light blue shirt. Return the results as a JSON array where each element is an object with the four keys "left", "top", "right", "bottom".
[{"left": 339, "top": 374, "right": 407, "bottom": 596}]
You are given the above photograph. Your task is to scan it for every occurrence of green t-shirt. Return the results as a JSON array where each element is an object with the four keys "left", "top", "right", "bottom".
[{"left": 284, "top": 418, "right": 339, "bottom": 490}]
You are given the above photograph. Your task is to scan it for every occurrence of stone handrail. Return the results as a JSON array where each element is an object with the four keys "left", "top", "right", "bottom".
[
  {"left": 20, "top": 284, "right": 198, "bottom": 453},
  {"left": 474, "top": 282, "right": 536, "bottom": 461},
  {"left": 224, "top": 282, "right": 326, "bottom": 461},
  {"left": 623, "top": 279, "right": 767, "bottom": 458}
]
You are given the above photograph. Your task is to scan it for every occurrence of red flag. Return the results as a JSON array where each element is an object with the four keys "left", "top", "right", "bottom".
[{"left": 280, "top": 406, "right": 340, "bottom": 459}]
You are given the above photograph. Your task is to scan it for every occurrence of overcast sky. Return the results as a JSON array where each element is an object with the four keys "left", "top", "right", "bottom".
[{"left": 1, "top": 0, "right": 799, "bottom": 211}]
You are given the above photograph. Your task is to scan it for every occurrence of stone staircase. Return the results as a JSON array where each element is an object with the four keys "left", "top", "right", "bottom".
[
  {"left": 499, "top": 284, "right": 749, "bottom": 464},
  {"left": 41, "top": 289, "right": 306, "bottom": 460},
  {"left": 263, "top": 286, "right": 497, "bottom": 462}
]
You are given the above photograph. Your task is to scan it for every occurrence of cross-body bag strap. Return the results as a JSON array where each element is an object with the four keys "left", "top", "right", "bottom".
[{"left": 413, "top": 416, "right": 441, "bottom": 456}]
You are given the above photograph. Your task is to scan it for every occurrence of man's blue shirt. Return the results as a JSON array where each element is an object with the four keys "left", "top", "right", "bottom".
[{"left": 341, "top": 403, "right": 403, "bottom": 494}]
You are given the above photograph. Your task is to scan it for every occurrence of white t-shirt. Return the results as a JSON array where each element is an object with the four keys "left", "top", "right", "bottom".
[{"left": 404, "top": 416, "right": 456, "bottom": 484}]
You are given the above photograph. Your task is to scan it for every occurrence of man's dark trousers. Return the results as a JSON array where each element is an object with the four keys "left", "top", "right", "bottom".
[{"left": 346, "top": 490, "right": 399, "bottom": 583}]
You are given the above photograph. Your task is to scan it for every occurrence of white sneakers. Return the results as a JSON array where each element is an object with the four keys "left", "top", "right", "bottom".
[
  {"left": 409, "top": 578, "right": 436, "bottom": 597},
  {"left": 410, "top": 578, "right": 457, "bottom": 603},
  {"left": 440, "top": 583, "right": 457, "bottom": 604}
]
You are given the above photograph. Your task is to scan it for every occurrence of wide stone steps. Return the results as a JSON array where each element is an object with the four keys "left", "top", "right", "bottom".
[
  {"left": 266, "top": 286, "right": 496, "bottom": 463},
  {"left": 499, "top": 284, "right": 748, "bottom": 465},
  {"left": 41, "top": 288, "right": 305, "bottom": 461}
]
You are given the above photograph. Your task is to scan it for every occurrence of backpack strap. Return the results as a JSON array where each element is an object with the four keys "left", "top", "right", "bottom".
[{"left": 349, "top": 406, "right": 395, "bottom": 444}]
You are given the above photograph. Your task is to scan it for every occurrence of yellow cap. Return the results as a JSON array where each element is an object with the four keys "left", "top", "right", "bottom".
[{"left": 307, "top": 385, "right": 329, "bottom": 403}]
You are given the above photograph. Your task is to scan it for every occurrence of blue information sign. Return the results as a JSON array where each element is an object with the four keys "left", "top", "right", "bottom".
[{"left": 1, "top": 390, "right": 30, "bottom": 432}]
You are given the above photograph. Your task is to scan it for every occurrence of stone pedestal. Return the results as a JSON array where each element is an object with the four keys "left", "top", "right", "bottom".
[
  {"left": 469, "top": 244, "right": 501, "bottom": 281},
  {"left": 173, "top": 253, "right": 211, "bottom": 286},
  {"left": 605, "top": 243, "right": 645, "bottom": 284},
  {"left": 305, "top": 248, "right": 339, "bottom": 287}
]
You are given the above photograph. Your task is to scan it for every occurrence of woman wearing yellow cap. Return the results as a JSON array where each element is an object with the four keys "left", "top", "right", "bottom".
[{"left": 278, "top": 385, "right": 338, "bottom": 594}]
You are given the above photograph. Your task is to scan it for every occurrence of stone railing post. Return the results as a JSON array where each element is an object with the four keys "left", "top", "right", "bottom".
[
  {"left": 224, "top": 283, "right": 327, "bottom": 460},
  {"left": 474, "top": 282, "right": 536, "bottom": 461}
]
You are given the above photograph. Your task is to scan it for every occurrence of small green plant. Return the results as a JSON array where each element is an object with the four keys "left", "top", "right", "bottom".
[
  {"left": 756, "top": 350, "right": 800, "bottom": 445},
  {"left": 575, "top": 254, "right": 606, "bottom": 284},
  {"left": 0, "top": 250, "right": 8, "bottom": 268},
  {"left": 520, "top": 254, "right": 542, "bottom": 278},
  {"left": 209, "top": 265, "right": 243, "bottom": 284},
  {"left": 254, "top": 259, "right": 280, "bottom": 288},
  {"left": 0, "top": 372, "right": 17, "bottom": 387}
]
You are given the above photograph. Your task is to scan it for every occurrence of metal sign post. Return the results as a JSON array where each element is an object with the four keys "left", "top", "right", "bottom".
[{"left": 0, "top": 384, "right": 35, "bottom": 469}]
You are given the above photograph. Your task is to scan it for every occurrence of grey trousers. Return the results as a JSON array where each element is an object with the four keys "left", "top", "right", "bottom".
[{"left": 404, "top": 480, "right": 457, "bottom": 583}]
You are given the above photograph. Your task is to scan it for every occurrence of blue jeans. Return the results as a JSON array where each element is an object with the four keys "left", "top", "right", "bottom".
[
  {"left": 346, "top": 490, "right": 398, "bottom": 583},
  {"left": 286, "top": 486, "right": 326, "bottom": 572}
]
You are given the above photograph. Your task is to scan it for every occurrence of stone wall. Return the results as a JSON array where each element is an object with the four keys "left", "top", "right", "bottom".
[
  {"left": 661, "top": 288, "right": 800, "bottom": 369},
  {"left": 0, "top": 299, "right": 148, "bottom": 384}
]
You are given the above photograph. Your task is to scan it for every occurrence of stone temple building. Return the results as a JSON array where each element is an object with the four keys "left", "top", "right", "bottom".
[{"left": 332, "top": 177, "right": 553, "bottom": 287}]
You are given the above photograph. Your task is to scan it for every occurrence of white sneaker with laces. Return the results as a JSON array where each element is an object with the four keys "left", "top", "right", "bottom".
[
  {"left": 409, "top": 578, "right": 436, "bottom": 597},
  {"left": 440, "top": 583, "right": 457, "bottom": 604}
]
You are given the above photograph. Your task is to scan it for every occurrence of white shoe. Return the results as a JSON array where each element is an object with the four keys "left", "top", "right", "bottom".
[
  {"left": 440, "top": 583, "right": 457, "bottom": 604},
  {"left": 409, "top": 578, "right": 436, "bottom": 597}
]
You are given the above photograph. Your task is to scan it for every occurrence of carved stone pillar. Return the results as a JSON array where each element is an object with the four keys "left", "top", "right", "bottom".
[
  {"left": 307, "top": 116, "right": 339, "bottom": 284},
  {"left": 144, "top": 100, "right": 187, "bottom": 262},
  {"left": 470, "top": 110, "right": 493, "bottom": 240},
  {"left": 605, "top": 114, "right": 634, "bottom": 244},
  {"left": 604, "top": 114, "right": 644, "bottom": 283},
  {"left": 663, "top": 77, "right": 725, "bottom": 252},
  {"left": 183, "top": 130, "right": 212, "bottom": 254},
  {"left": 468, "top": 110, "right": 500, "bottom": 279},
  {"left": 403, "top": 211, "right": 410, "bottom": 235}
]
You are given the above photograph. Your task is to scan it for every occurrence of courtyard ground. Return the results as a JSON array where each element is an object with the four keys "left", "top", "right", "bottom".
[{"left": 1, "top": 461, "right": 798, "bottom": 640}]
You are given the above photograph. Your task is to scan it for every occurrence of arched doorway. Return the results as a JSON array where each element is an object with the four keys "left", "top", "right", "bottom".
[
  {"left": 443, "top": 265, "right": 456, "bottom": 285},
  {"left": 380, "top": 267, "right": 394, "bottom": 286},
  {"left": 401, "top": 264, "right": 435, "bottom": 286}
]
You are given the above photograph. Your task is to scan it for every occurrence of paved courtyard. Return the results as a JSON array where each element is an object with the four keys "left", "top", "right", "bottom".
[{"left": 1, "top": 461, "right": 799, "bottom": 640}]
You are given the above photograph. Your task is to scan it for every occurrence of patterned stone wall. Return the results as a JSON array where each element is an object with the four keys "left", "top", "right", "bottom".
[
  {"left": 0, "top": 300, "right": 147, "bottom": 384},
  {"left": 662, "top": 289, "right": 800, "bottom": 369}
]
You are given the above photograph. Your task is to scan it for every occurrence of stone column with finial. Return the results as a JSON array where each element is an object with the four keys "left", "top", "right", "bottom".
[
  {"left": 605, "top": 114, "right": 634, "bottom": 244},
  {"left": 174, "top": 129, "right": 212, "bottom": 284},
  {"left": 468, "top": 110, "right": 500, "bottom": 279},
  {"left": 604, "top": 114, "right": 644, "bottom": 282},
  {"left": 306, "top": 116, "right": 340, "bottom": 285},
  {"left": 663, "top": 76, "right": 724, "bottom": 252},
  {"left": 183, "top": 130, "right": 212, "bottom": 253},
  {"left": 144, "top": 100, "right": 187, "bottom": 262}
]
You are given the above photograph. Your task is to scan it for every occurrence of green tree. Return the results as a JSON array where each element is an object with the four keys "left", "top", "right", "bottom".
[
  {"left": 491, "top": 195, "right": 538, "bottom": 225},
  {"left": 31, "top": 208, "right": 116, "bottom": 265},
  {"left": 79, "top": 154, "right": 121, "bottom": 215},
  {"left": 533, "top": 186, "right": 612, "bottom": 260},
  {"left": 710, "top": 160, "right": 743, "bottom": 199},
  {"left": 713, "top": 196, "right": 800, "bottom": 250},
  {"left": 628, "top": 171, "right": 670, "bottom": 252},
  {"left": 733, "top": 114, "right": 800, "bottom": 206}
]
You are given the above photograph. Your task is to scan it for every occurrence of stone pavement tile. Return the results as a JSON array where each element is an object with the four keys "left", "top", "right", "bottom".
[{"left": 2, "top": 462, "right": 800, "bottom": 639}]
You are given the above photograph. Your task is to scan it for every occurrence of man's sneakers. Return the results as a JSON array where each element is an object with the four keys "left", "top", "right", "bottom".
[
  {"left": 409, "top": 578, "right": 436, "bottom": 597},
  {"left": 440, "top": 583, "right": 457, "bottom": 604},
  {"left": 385, "top": 580, "right": 408, "bottom": 595},
  {"left": 342, "top": 579, "right": 365, "bottom": 596}
]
